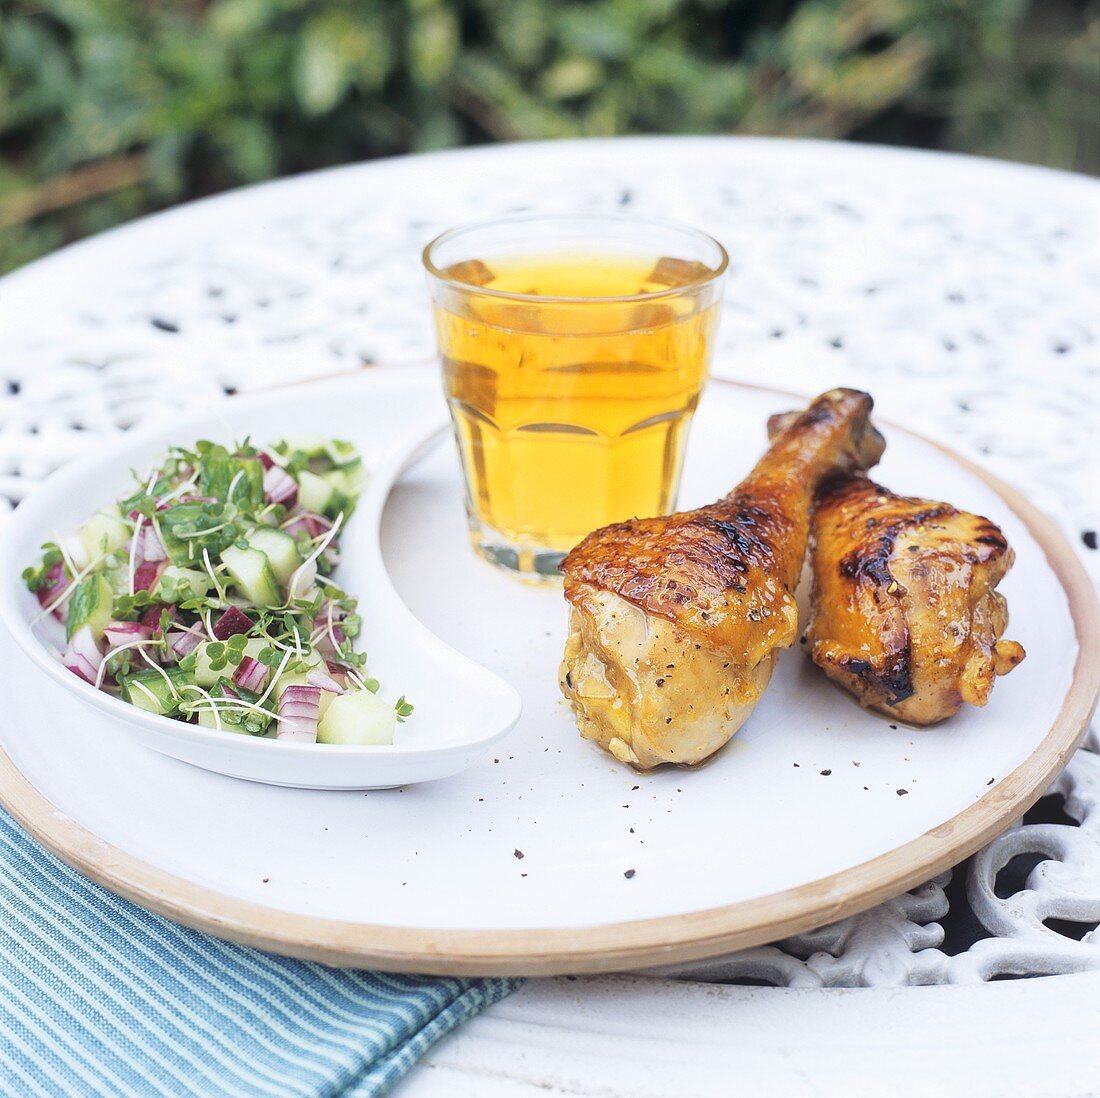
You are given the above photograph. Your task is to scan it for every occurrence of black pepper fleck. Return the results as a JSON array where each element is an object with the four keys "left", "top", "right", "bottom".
[
  {"left": 897, "top": 789, "right": 909, "bottom": 796},
  {"left": 820, "top": 769, "right": 832, "bottom": 776},
  {"left": 1083, "top": 530, "right": 1097, "bottom": 550},
  {"left": 513, "top": 849, "right": 524, "bottom": 859},
  {"left": 624, "top": 869, "right": 636, "bottom": 879}
]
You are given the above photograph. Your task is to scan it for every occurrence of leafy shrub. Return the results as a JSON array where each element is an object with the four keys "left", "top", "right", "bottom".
[{"left": 0, "top": 0, "right": 1095, "bottom": 271}]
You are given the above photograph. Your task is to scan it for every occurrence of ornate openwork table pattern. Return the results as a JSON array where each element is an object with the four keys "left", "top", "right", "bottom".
[{"left": 1, "top": 139, "right": 1097, "bottom": 1000}]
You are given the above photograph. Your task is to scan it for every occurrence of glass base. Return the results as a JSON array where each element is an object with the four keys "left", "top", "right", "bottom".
[{"left": 467, "top": 519, "right": 568, "bottom": 583}]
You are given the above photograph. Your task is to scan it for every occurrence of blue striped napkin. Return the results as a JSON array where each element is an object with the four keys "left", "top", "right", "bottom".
[{"left": 0, "top": 808, "right": 520, "bottom": 1096}]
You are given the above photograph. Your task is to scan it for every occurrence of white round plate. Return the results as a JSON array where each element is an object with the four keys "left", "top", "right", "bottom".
[
  {"left": 0, "top": 372, "right": 520, "bottom": 789},
  {"left": 0, "top": 368, "right": 1095, "bottom": 974}
]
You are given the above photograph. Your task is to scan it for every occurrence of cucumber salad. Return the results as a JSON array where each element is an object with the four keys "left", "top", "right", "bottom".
[{"left": 23, "top": 436, "right": 411, "bottom": 746}]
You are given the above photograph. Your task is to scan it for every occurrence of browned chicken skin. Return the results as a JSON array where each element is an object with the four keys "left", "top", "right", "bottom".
[
  {"left": 559, "top": 388, "right": 885, "bottom": 769},
  {"left": 801, "top": 474, "right": 1025, "bottom": 725}
]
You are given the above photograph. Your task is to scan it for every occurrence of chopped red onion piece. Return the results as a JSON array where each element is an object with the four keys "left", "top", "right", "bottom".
[
  {"left": 135, "top": 525, "right": 167, "bottom": 562},
  {"left": 133, "top": 560, "right": 166, "bottom": 592},
  {"left": 233, "top": 656, "right": 269, "bottom": 693},
  {"left": 257, "top": 452, "right": 275, "bottom": 470},
  {"left": 284, "top": 511, "right": 331, "bottom": 540},
  {"left": 314, "top": 624, "right": 346, "bottom": 658},
  {"left": 318, "top": 598, "right": 348, "bottom": 623},
  {"left": 277, "top": 684, "right": 321, "bottom": 742},
  {"left": 36, "top": 562, "right": 70, "bottom": 623},
  {"left": 263, "top": 465, "right": 298, "bottom": 507},
  {"left": 306, "top": 668, "right": 345, "bottom": 694},
  {"left": 103, "top": 621, "right": 152, "bottom": 649},
  {"left": 62, "top": 625, "right": 103, "bottom": 685},
  {"left": 212, "top": 606, "right": 252, "bottom": 639},
  {"left": 141, "top": 603, "right": 177, "bottom": 633},
  {"left": 167, "top": 625, "right": 204, "bottom": 658}
]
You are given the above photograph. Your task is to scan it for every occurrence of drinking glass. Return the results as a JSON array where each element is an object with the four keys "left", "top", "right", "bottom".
[{"left": 423, "top": 214, "right": 727, "bottom": 579}]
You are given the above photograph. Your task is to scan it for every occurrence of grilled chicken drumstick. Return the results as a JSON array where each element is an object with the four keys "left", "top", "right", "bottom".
[
  {"left": 796, "top": 472, "right": 1025, "bottom": 725},
  {"left": 559, "top": 388, "right": 885, "bottom": 769}
]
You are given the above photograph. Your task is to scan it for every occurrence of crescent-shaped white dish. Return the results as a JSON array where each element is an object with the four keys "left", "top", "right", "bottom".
[{"left": 0, "top": 370, "right": 522, "bottom": 789}]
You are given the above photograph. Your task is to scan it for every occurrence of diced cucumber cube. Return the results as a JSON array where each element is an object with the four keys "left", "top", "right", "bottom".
[
  {"left": 317, "top": 688, "right": 397, "bottom": 746},
  {"left": 297, "top": 470, "right": 336, "bottom": 515},
  {"left": 78, "top": 507, "right": 130, "bottom": 560},
  {"left": 247, "top": 528, "right": 301, "bottom": 585},
  {"left": 158, "top": 502, "right": 217, "bottom": 566},
  {"left": 119, "top": 667, "right": 192, "bottom": 717},
  {"left": 105, "top": 566, "right": 132, "bottom": 599},
  {"left": 323, "top": 439, "right": 359, "bottom": 468},
  {"left": 156, "top": 565, "right": 212, "bottom": 602},
  {"left": 325, "top": 462, "right": 364, "bottom": 494},
  {"left": 199, "top": 454, "right": 264, "bottom": 507},
  {"left": 275, "top": 434, "right": 329, "bottom": 459},
  {"left": 221, "top": 544, "right": 282, "bottom": 608},
  {"left": 197, "top": 704, "right": 242, "bottom": 733},
  {"left": 66, "top": 574, "right": 115, "bottom": 642},
  {"left": 195, "top": 680, "right": 273, "bottom": 735}
]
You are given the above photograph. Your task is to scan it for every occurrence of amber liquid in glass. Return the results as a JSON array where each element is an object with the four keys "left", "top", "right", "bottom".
[{"left": 434, "top": 253, "right": 719, "bottom": 575}]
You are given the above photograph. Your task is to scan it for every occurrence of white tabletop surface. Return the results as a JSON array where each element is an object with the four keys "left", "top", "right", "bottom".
[{"left": 1, "top": 136, "right": 1097, "bottom": 1095}]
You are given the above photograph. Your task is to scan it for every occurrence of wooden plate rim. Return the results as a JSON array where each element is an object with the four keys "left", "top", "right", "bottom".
[{"left": 1, "top": 377, "right": 1096, "bottom": 976}]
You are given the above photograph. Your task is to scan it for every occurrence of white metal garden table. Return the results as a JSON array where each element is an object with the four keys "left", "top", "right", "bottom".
[{"left": 1, "top": 137, "right": 1097, "bottom": 1095}]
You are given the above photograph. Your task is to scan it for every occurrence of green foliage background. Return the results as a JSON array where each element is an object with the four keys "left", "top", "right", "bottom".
[{"left": 1, "top": 0, "right": 1097, "bottom": 272}]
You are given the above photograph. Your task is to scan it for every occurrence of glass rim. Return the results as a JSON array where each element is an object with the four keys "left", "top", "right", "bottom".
[{"left": 422, "top": 212, "right": 729, "bottom": 305}]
